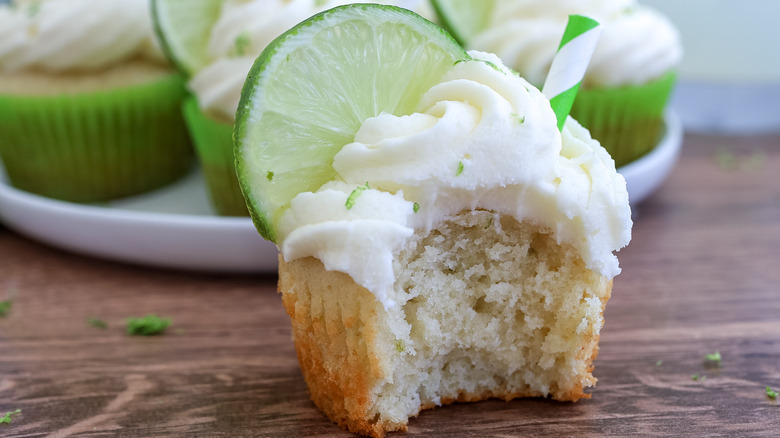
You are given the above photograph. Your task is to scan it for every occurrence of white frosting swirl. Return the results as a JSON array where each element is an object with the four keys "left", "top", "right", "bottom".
[
  {"left": 279, "top": 52, "right": 632, "bottom": 308},
  {"left": 190, "top": 0, "right": 436, "bottom": 119},
  {"left": 0, "top": 0, "right": 165, "bottom": 73},
  {"left": 470, "top": 0, "right": 682, "bottom": 87},
  {"left": 188, "top": 56, "right": 255, "bottom": 122}
]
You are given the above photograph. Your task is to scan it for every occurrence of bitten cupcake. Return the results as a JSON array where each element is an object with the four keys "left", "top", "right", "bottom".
[
  {"left": 0, "top": 0, "right": 192, "bottom": 203},
  {"left": 232, "top": 5, "right": 633, "bottom": 435},
  {"left": 438, "top": 0, "right": 683, "bottom": 167},
  {"left": 155, "top": 0, "right": 435, "bottom": 216}
]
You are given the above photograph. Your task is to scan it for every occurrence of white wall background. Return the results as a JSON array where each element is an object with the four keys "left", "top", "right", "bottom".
[
  {"left": 643, "top": 0, "right": 780, "bottom": 133},
  {"left": 644, "top": 0, "right": 780, "bottom": 83}
]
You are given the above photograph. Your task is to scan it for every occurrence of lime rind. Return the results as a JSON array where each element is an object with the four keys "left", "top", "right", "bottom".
[
  {"left": 431, "top": 0, "right": 496, "bottom": 45},
  {"left": 234, "top": 4, "right": 466, "bottom": 242},
  {"left": 152, "top": 0, "right": 223, "bottom": 76}
]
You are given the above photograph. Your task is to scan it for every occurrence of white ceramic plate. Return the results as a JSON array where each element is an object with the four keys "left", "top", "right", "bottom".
[
  {"left": 0, "top": 166, "right": 278, "bottom": 273},
  {"left": 0, "top": 111, "right": 681, "bottom": 272},
  {"left": 618, "top": 110, "right": 684, "bottom": 204}
]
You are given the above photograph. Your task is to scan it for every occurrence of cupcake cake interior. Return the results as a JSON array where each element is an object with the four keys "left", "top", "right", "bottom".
[{"left": 281, "top": 210, "right": 610, "bottom": 435}]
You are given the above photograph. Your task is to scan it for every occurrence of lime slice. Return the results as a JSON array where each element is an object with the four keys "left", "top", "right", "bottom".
[
  {"left": 234, "top": 4, "right": 466, "bottom": 242},
  {"left": 151, "top": 0, "right": 223, "bottom": 76},
  {"left": 431, "top": 0, "right": 496, "bottom": 45}
]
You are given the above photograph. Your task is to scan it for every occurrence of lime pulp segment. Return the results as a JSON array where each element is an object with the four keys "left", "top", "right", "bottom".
[
  {"left": 431, "top": 0, "right": 496, "bottom": 45},
  {"left": 152, "top": 0, "right": 223, "bottom": 76},
  {"left": 234, "top": 5, "right": 466, "bottom": 242}
]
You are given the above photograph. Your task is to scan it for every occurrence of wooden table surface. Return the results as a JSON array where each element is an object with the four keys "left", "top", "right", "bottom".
[{"left": 1, "top": 132, "right": 779, "bottom": 437}]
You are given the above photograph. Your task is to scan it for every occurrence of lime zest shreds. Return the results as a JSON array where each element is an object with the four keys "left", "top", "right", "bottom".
[
  {"left": 234, "top": 4, "right": 466, "bottom": 242},
  {"left": 704, "top": 351, "right": 722, "bottom": 366},
  {"left": 232, "top": 31, "right": 251, "bottom": 57},
  {"left": 455, "top": 56, "right": 504, "bottom": 74},
  {"left": 87, "top": 317, "right": 108, "bottom": 329},
  {"left": 266, "top": 171, "right": 274, "bottom": 182},
  {"left": 0, "top": 409, "right": 21, "bottom": 425},
  {"left": 476, "top": 59, "right": 504, "bottom": 74},
  {"left": 715, "top": 148, "right": 738, "bottom": 171},
  {"left": 152, "top": 0, "right": 224, "bottom": 76},
  {"left": 346, "top": 182, "right": 370, "bottom": 210},
  {"left": 126, "top": 315, "right": 171, "bottom": 336},
  {"left": 456, "top": 161, "right": 464, "bottom": 176},
  {"left": 691, "top": 374, "right": 705, "bottom": 381},
  {"left": 0, "top": 299, "right": 11, "bottom": 317},
  {"left": 746, "top": 151, "right": 767, "bottom": 171},
  {"left": 714, "top": 149, "right": 767, "bottom": 172},
  {"left": 511, "top": 112, "right": 525, "bottom": 124},
  {"left": 413, "top": 202, "right": 420, "bottom": 213},
  {"left": 454, "top": 56, "right": 472, "bottom": 65},
  {"left": 767, "top": 386, "right": 778, "bottom": 400}
]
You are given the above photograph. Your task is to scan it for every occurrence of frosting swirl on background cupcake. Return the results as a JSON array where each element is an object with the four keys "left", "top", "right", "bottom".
[
  {"left": 470, "top": 0, "right": 682, "bottom": 87},
  {"left": 189, "top": 0, "right": 435, "bottom": 120},
  {"left": 189, "top": 0, "right": 324, "bottom": 120},
  {"left": 0, "top": 0, "right": 165, "bottom": 73}
]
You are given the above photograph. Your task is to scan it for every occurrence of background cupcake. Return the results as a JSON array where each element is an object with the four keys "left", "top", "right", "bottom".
[
  {"left": 0, "top": 0, "right": 192, "bottom": 203},
  {"left": 174, "top": 0, "right": 338, "bottom": 216},
  {"left": 436, "top": 0, "right": 683, "bottom": 167},
  {"left": 155, "top": 0, "right": 435, "bottom": 216}
]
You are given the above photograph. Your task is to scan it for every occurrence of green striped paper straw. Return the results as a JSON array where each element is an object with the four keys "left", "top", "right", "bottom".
[{"left": 542, "top": 15, "right": 603, "bottom": 131}]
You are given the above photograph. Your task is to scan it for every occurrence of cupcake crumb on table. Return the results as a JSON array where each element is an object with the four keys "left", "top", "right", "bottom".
[{"left": 0, "top": 0, "right": 192, "bottom": 203}]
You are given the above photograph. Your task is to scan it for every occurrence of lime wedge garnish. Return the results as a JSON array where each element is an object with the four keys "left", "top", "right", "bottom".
[
  {"left": 234, "top": 4, "right": 466, "bottom": 242},
  {"left": 151, "top": 0, "right": 223, "bottom": 76},
  {"left": 431, "top": 0, "right": 496, "bottom": 45}
]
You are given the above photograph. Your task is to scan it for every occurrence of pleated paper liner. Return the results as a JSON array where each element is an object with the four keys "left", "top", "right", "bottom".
[
  {"left": 0, "top": 73, "right": 192, "bottom": 203},
  {"left": 182, "top": 97, "right": 248, "bottom": 216},
  {"left": 571, "top": 72, "right": 677, "bottom": 168}
]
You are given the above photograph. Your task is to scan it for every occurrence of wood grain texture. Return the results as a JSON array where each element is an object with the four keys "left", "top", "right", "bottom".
[{"left": 1, "top": 132, "right": 780, "bottom": 437}]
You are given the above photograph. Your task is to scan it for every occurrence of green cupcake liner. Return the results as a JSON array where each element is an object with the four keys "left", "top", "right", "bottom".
[
  {"left": 571, "top": 72, "right": 677, "bottom": 168},
  {"left": 182, "top": 97, "right": 248, "bottom": 216},
  {"left": 0, "top": 73, "right": 193, "bottom": 202}
]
